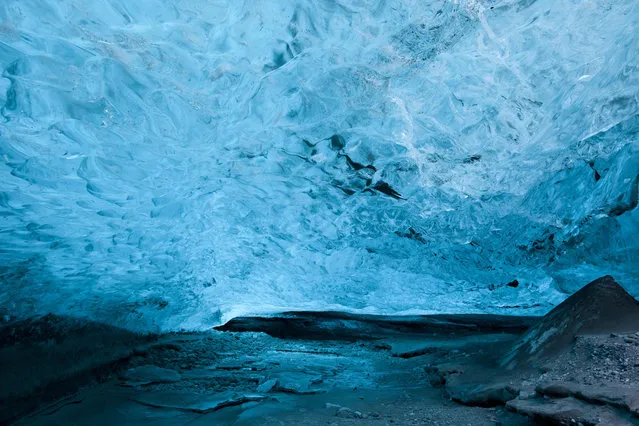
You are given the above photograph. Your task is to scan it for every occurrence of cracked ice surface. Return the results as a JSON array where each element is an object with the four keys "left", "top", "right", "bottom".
[{"left": 0, "top": 0, "right": 638, "bottom": 330}]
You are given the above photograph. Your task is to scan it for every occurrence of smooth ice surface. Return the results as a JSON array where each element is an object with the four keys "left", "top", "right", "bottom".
[{"left": 0, "top": 0, "right": 638, "bottom": 330}]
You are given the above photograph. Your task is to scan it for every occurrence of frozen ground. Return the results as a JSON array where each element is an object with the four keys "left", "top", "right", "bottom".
[
  {"left": 4, "top": 322, "right": 639, "bottom": 425},
  {"left": 3, "top": 277, "right": 639, "bottom": 425},
  {"left": 1, "top": 0, "right": 638, "bottom": 330},
  {"left": 1, "top": 313, "right": 534, "bottom": 426}
]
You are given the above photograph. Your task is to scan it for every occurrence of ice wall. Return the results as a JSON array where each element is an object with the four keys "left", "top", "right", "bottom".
[{"left": 0, "top": 0, "right": 637, "bottom": 330}]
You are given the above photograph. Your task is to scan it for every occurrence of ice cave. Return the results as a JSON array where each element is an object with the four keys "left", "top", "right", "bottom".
[{"left": 1, "top": 0, "right": 638, "bottom": 425}]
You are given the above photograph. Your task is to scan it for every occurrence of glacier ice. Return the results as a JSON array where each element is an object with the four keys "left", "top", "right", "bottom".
[{"left": 0, "top": 0, "right": 637, "bottom": 330}]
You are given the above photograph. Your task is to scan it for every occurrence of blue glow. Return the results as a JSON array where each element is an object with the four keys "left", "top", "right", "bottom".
[{"left": 0, "top": 0, "right": 637, "bottom": 330}]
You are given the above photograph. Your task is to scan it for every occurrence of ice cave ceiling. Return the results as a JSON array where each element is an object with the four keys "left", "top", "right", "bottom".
[{"left": 0, "top": 0, "right": 638, "bottom": 330}]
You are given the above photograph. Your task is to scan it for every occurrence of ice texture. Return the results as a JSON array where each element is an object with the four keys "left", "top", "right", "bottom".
[{"left": 0, "top": 0, "right": 638, "bottom": 330}]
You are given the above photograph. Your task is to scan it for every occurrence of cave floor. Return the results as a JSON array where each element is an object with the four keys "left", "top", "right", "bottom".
[
  {"left": 10, "top": 323, "right": 531, "bottom": 425},
  {"left": 5, "top": 310, "right": 639, "bottom": 425}
]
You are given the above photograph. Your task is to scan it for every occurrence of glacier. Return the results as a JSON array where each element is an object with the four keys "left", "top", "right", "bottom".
[{"left": 0, "top": 0, "right": 637, "bottom": 330}]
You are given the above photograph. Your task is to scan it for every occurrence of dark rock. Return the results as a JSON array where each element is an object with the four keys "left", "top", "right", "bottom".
[
  {"left": 424, "top": 364, "right": 463, "bottom": 387},
  {"left": 215, "top": 311, "right": 537, "bottom": 341},
  {"left": 507, "top": 280, "right": 519, "bottom": 288},
  {"left": 445, "top": 375, "right": 519, "bottom": 407},
  {"left": 536, "top": 381, "right": 639, "bottom": 417},
  {"left": 502, "top": 276, "right": 639, "bottom": 369},
  {"left": 507, "top": 397, "right": 600, "bottom": 425}
]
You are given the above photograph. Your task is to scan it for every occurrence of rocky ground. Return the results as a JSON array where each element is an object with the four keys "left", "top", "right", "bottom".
[{"left": 1, "top": 276, "right": 638, "bottom": 425}]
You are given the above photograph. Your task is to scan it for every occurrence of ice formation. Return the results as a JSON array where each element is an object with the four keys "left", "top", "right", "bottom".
[{"left": 0, "top": 0, "right": 637, "bottom": 330}]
